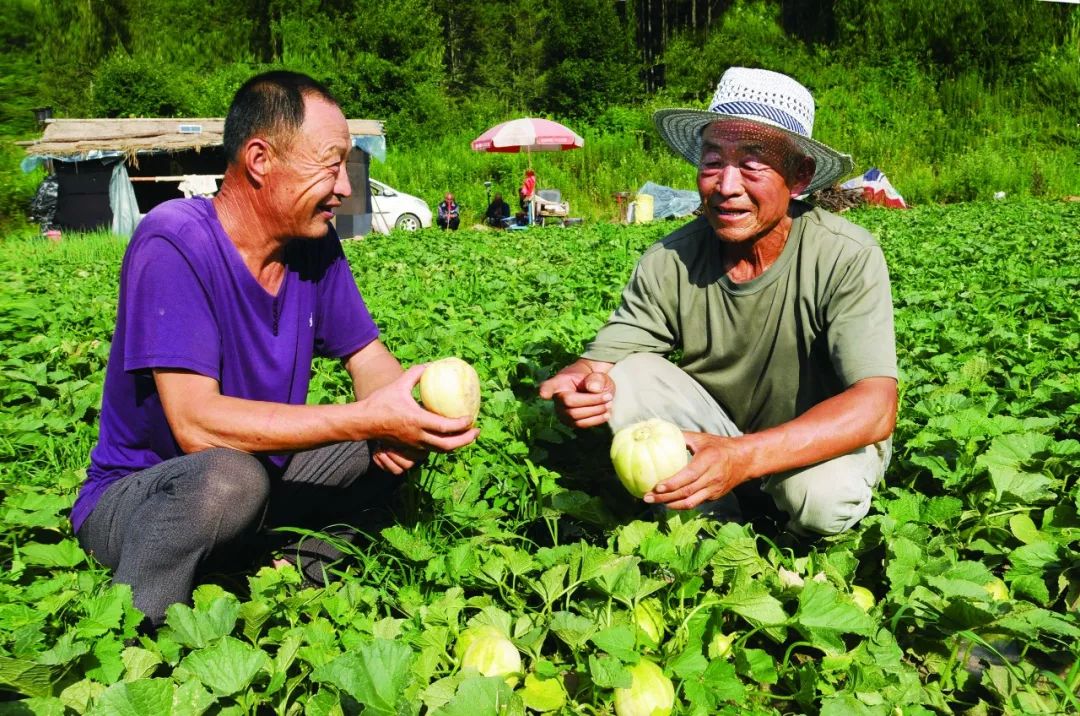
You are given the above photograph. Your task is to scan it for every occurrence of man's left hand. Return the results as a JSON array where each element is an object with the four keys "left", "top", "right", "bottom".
[
  {"left": 644, "top": 432, "right": 750, "bottom": 510},
  {"left": 372, "top": 442, "right": 426, "bottom": 475}
]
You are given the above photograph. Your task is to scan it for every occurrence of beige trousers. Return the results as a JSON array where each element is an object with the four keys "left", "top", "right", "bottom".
[{"left": 608, "top": 353, "right": 891, "bottom": 536}]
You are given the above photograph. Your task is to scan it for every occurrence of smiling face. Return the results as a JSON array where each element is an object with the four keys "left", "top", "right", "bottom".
[
  {"left": 267, "top": 95, "right": 352, "bottom": 239},
  {"left": 697, "top": 120, "right": 814, "bottom": 245}
]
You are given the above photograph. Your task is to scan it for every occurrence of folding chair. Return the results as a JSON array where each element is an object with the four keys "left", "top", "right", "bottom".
[{"left": 531, "top": 189, "right": 570, "bottom": 226}]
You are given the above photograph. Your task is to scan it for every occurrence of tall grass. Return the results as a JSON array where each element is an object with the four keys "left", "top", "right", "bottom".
[
  {"left": 373, "top": 60, "right": 1079, "bottom": 220},
  {"left": 372, "top": 125, "right": 694, "bottom": 225},
  {"left": 815, "top": 62, "right": 1080, "bottom": 203},
  {"left": 0, "top": 139, "right": 41, "bottom": 234},
  {"left": 380, "top": 4, "right": 1080, "bottom": 217}
]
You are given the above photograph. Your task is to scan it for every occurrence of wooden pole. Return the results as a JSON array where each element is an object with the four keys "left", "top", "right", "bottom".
[{"left": 128, "top": 175, "right": 224, "bottom": 182}]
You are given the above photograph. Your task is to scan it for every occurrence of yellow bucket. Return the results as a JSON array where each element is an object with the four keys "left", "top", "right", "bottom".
[{"left": 633, "top": 193, "right": 654, "bottom": 223}]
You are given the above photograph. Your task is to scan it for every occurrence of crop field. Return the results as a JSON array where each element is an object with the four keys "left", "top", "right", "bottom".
[{"left": 0, "top": 200, "right": 1078, "bottom": 715}]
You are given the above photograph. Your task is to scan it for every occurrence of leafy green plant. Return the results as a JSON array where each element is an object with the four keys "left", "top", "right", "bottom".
[{"left": 1, "top": 201, "right": 1078, "bottom": 713}]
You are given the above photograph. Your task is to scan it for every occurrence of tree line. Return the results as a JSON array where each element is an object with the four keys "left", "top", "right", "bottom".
[
  {"left": 1, "top": 0, "right": 1077, "bottom": 231},
  {"left": 2, "top": 0, "right": 1075, "bottom": 144}
]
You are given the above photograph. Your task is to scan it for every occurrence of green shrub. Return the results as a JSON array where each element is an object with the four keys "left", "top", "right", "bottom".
[
  {"left": 663, "top": 0, "right": 812, "bottom": 100},
  {"left": 537, "top": 0, "right": 638, "bottom": 119},
  {"left": 0, "top": 0, "right": 41, "bottom": 136},
  {"left": 187, "top": 64, "right": 267, "bottom": 118},
  {"left": 0, "top": 140, "right": 41, "bottom": 233},
  {"left": 832, "top": 0, "right": 1074, "bottom": 82},
  {"left": 594, "top": 105, "right": 653, "bottom": 136},
  {"left": 91, "top": 50, "right": 196, "bottom": 118},
  {"left": 1027, "top": 16, "right": 1080, "bottom": 116}
]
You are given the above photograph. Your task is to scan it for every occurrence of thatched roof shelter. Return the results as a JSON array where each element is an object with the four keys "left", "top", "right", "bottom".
[
  {"left": 20, "top": 118, "right": 384, "bottom": 159},
  {"left": 19, "top": 117, "right": 386, "bottom": 237}
]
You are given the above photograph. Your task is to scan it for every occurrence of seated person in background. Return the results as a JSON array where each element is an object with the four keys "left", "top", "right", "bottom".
[
  {"left": 436, "top": 193, "right": 461, "bottom": 230},
  {"left": 484, "top": 193, "right": 511, "bottom": 227}
]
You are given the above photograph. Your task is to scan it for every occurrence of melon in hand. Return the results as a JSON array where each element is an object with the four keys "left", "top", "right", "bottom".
[
  {"left": 610, "top": 418, "right": 689, "bottom": 498},
  {"left": 419, "top": 357, "right": 481, "bottom": 422}
]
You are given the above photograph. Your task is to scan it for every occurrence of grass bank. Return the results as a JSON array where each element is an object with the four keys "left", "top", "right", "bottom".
[{"left": 375, "top": 63, "right": 1080, "bottom": 223}]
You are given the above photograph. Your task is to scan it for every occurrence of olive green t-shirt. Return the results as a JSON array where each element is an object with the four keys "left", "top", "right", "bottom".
[{"left": 583, "top": 205, "right": 897, "bottom": 433}]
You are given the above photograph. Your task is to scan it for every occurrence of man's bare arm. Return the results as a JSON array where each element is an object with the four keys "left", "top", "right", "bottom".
[
  {"left": 732, "top": 376, "right": 897, "bottom": 478},
  {"left": 650, "top": 377, "right": 897, "bottom": 509},
  {"left": 344, "top": 339, "right": 405, "bottom": 400},
  {"left": 342, "top": 340, "right": 430, "bottom": 474},
  {"left": 154, "top": 357, "right": 477, "bottom": 457}
]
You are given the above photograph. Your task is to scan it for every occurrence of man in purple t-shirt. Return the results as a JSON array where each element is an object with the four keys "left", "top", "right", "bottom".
[{"left": 74, "top": 71, "right": 479, "bottom": 629}]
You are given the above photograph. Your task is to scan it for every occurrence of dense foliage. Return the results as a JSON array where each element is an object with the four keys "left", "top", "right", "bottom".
[
  {"left": 0, "top": 200, "right": 1077, "bottom": 713},
  {"left": 13, "top": 0, "right": 1076, "bottom": 129},
  {"left": 1, "top": 0, "right": 1078, "bottom": 231}
]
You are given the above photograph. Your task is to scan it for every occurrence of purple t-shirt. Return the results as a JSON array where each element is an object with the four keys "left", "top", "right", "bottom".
[{"left": 72, "top": 198, "right": 379, "bottom": 532}]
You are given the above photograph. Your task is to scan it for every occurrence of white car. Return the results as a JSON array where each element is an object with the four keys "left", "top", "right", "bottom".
[{"left": 369, "top": 178, "right": 432, "bottom": 234}]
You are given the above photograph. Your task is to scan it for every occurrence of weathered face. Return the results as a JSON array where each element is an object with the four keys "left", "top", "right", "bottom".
[
  {"left": 269, "top": 96, "right": 352, "bottom": 239},
  {"left": 696, "top": 120, "right": 813, "bottom": 245}
]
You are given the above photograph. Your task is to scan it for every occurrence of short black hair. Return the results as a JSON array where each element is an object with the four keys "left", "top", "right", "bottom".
[{"left": 222, "top": 70, "right": 339, "bottom": 165}]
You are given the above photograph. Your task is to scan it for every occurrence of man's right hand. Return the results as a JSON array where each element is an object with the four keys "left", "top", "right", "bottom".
[
  {"left": 357, "top": 364, "right": 480, "bottom": 452},
  {"left": 538, "top": 359, "right": 616, "bottom": 429}
]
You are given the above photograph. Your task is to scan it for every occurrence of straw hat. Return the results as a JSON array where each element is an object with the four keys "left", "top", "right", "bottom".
[{"left": 654, "top": 67, "right": 853, "bottom": 195}]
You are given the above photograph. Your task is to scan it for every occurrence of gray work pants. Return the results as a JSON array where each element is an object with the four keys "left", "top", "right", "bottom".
[
  {"left": 608, "top": 353, "right": 891, "bottom": 536},
  {"left": 76, "top": 441, "right": 396, "bottom": 626}
]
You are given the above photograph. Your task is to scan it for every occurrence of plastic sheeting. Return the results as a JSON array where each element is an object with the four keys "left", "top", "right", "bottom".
[
  {"left": 353, "top": 135, "right": 386, "bottom": 163},
  {"left": 636, "top": 181, "right": 701, "bottom": 220},
  {"left": 109, "top": 163, "right": 141, "bottom": 237},
  {"left": 21, "top": 150, "right": 124, "bottom": 174},
  {"left": 840, "top": 168, "right": 908, "bottom": 209},
  {"left": 29, "top": 175, "right": 59, "bottom": 231}
]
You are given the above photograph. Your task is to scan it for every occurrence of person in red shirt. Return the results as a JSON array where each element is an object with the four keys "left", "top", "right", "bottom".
[{"left": 519, "top": 168, "right": 536, "bottom": 212}]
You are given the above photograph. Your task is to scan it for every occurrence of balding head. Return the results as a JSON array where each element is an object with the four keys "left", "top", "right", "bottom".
[{"left": 223, "top": 71, "right": 339, "bottom": 166}]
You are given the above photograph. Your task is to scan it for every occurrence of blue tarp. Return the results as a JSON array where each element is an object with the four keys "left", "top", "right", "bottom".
[{"left": 637, "top": 181, "right": 700, "bottom": 219}]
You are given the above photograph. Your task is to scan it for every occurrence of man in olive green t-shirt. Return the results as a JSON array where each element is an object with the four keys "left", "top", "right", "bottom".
[{"left": 539, "top": 68, "right": 897, "bottom": 536}]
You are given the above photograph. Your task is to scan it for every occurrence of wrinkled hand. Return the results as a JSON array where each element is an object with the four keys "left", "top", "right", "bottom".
[
  {"left": 358, "top": 364, "right": 480, "bottom": 453},
  {"left": 538, "top": 371, "right": 615, "bottom": 429},
  {"left": 371, "top": 442, "right": 426, "bottom": 475},
  {"left": 645, "top": 432, "right": 751, "bottom": 510}
]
